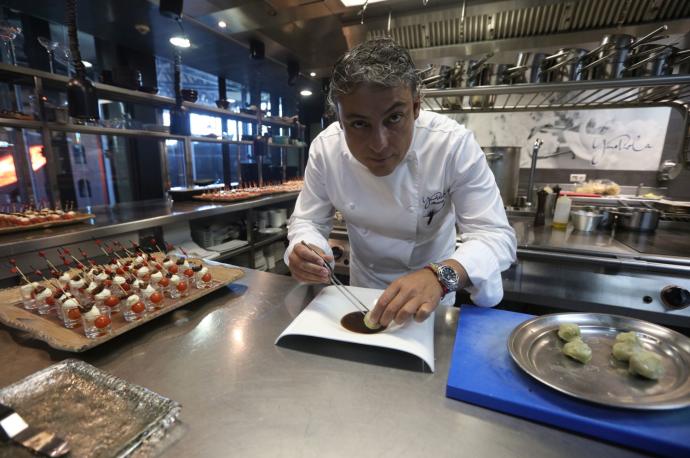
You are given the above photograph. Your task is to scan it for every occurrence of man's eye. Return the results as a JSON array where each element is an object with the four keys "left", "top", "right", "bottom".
[
  {"left": 388, "top": 113, "right": 403, "bottom": 124},
  {"left": 351, "top": 120, "right": 368, "bottom": 129}
]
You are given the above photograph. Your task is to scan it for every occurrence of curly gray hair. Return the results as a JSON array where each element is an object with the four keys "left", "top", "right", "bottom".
[{"left": 327, "top": 38, "right": 421, "bottom": 114}]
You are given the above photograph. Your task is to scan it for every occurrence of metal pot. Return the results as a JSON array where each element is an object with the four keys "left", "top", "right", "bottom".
[
  {"left": 671, "top": 48, "right": 690, "bottom": 74},
  {"left": 540, "top": 48, "right": 589, "bottom": 82},
  {"left": 441, "top": 61, "right": 465, "bottom": 110},
  {"left": 625, "top": 44, "right": 675, "bottom": 77},
  {"left": 615, "top": 207, "right": 661, "bottom": 232},
  {"left": 482, "top": 146, "right": 521, "bottom": 207},
  {"left": 570, "top": 210, "right": 604, "bottom": 232},
  {"left": 466, "top": 53, "right": 508, "bottom": 108},
  {"left": 583, "top": 25, "right": 668, "bottom": 80},
  {"left": 504, "top": 52, "right": 547, "bottom": 84}
]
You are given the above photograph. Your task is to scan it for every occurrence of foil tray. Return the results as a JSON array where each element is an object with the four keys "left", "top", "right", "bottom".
[
  {"left": 0, "top": 359, "right": 181, "bottom": 457},
  {"left": 508, "top": 313, "right": 690, "bottom": 410}
]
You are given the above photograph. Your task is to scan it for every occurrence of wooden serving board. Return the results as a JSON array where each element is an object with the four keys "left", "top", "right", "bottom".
[
  {"left": 0, "top": 262, "right": 244, "bottom": 352},
  {"left": 192, "top": 192, "right": 286, "bottom": 203},
  {"left": 0, "top": 213, "right": 95, "bottom": 235}
]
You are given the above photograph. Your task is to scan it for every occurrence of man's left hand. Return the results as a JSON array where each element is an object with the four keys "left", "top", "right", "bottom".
[{"left": 368, "top": 268, "right": 443, "bottom": 327}]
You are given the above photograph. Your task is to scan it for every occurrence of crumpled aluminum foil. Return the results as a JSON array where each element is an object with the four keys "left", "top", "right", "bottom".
[{"left": 0, "top": 359, "right": 181, "bottom": 457}]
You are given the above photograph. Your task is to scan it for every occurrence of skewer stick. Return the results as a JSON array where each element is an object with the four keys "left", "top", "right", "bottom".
[{"left": 8, "top": 260, "right": 31, "bottom": 284}]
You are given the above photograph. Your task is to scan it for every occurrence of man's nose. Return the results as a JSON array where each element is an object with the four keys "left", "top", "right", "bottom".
[{"left": 369, "top": 126, "right": 389, "bottom": 153}]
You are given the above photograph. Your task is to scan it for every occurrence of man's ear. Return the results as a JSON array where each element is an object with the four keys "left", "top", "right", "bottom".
[{"left": 413, "top": 95, "right": 421, "bottom": 119}]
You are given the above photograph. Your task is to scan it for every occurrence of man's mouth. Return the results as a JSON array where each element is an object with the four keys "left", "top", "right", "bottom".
[{"left": 370, "top": 155, "right": 394, "bottom": 164}]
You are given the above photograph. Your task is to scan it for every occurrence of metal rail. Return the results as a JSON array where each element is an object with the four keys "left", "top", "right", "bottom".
[{"left": 421, "top": 75, "right": 690, "bottom": 112}]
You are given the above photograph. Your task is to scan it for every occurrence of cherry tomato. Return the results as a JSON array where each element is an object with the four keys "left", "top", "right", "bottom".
[
  {"left": 155, "top": 263, "right": 163, "bottom": 270},
  {"left": 176, "top": 282, "right": 187, "bottom": 292},
  {"left": 183, "top": 269, "right": 194, "bottom": 278},
  {"left": 46, "top": 296, "right": 56, "bottom": 306},
  {"left": 159, "top": 278, "right": 170, "bottom": 287},
  {"left": 116, "top": 267, "right": 125, "bottom": 275},
  {"left": 121, "top": 283, "right": 131, "bottom": 292},
  {"left": 131, "top": 301, "right": 145, "bottom": 314},
  {"left": 94, "top": 315, "right": 111, "bottom": 329},
  {"left": 105, "top": 268, "right": 112, "bottom": 275},
  {"left": 105, "top": 296, "right": 120, "bottom": 308},
  {"left": 104, "top": 279, "right": 113, "bottom": 287},
  {"left": 150, "top": 292, "right": 163, "bottom": 304},
  {"left": 202, "top": 273, "right": 212, "bottom": 282},
  {"left": 168, "top": 265, "right": 178, "bottom": 274},
  {"left": 67, "top": 308, "right": 81, "bottom": 320}
]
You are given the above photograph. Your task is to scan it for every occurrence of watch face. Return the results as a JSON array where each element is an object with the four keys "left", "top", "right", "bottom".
[{"left": 438, "top": 265, "right": 459, "bottom": 291}]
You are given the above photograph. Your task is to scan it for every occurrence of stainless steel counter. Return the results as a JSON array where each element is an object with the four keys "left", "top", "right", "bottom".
[
  {"left": 0, "top": 193, "right": 299, "bottom": 256},
  {"left": 511, "top": 217, "right": 690, "bottom": 274},
  {"left": 0, "top": 268, "right": 645, "bottom": 457}
]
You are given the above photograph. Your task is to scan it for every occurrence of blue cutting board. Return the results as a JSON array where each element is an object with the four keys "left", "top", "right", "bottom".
[{"left": 446, "top": 306, "right": 690, "bottom": 457}]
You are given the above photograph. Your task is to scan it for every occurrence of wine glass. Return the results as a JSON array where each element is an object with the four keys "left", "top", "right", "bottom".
[
  {"left": 0, "top": 21, "right": 21, "bottom": 65},
  {"left": 37, "top": 36, "right": 59, "bottom": 73},
  {"left": 55, "top": 44, "right": 72, "bottom": 77}
]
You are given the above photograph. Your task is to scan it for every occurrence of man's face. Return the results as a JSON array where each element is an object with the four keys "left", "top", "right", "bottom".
[{"left": 336, "top": 84, "right": 421, "bottom": 177}]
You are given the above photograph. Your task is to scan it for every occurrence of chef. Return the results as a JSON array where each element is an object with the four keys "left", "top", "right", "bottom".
[{"left": 284, "top": 37, "right": 516, "bottom": 328}]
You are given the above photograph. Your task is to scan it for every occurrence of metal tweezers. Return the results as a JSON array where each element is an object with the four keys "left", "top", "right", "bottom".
[{"left": 300, "top": 241, "right": 369, "bottom": 314}]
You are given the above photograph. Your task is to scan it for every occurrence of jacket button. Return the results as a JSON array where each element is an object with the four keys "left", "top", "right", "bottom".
[{"left": 408, "top": 206, "right": 415, "bottom": 212}]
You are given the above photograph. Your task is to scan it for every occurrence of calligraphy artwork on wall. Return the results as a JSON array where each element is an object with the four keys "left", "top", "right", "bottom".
[{"left": 450, "top": 107, "right": 671, "bottom": 171}]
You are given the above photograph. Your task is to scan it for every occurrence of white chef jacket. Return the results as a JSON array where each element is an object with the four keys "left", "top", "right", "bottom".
[{"left": 284, "top": 110, "right": 517, "bottom": 307}]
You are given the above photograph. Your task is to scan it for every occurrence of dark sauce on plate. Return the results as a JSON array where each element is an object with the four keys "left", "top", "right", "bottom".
[{"left": 340, "top": 311, "right": 386, "bottom": 334}]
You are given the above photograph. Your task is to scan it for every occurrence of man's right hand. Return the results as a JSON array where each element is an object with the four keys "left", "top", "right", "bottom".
[{"left": 287, "top": 242, "right": 333, "bottom": 284}]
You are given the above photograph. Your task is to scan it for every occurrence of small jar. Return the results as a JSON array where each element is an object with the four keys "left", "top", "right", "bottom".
[
  {"left": 82, "top": 305, "right": 112, "bottom": 339},
  {"left": 122, "top": 294, "right": 146, "bottom": 322},
  {"left": 61, "top": 297, "right": 82, "bottom": 329},
  {"left": 19, "top": 282, "right": 38, "bottom": 310},
  {"left": 35, "top": 286, "right": 54, "bottom": 315}
]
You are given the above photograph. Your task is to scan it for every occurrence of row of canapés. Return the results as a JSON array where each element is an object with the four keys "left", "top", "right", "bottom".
[
  {"left": 195, "top": 179, "right": 304, "bottom": 202},
  {"left": 8, "top": 240, "right": 215, "bottom": 339},
  {"left": 0, "top": 204, "right": 86, "bottom": 226}
]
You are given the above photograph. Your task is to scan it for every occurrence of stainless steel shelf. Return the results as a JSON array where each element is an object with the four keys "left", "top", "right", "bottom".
[
  {"left": 0, "top": 118, "right": 43, "bottom": 130},
  {"left": 253, "top": 229, "right": 288, "bottom": 249},
  {"left": 0, "top": 193, "right": 300, "bottom": 256},
  {"left": 45, "top": 122, "right": 185, "bottom": 140},
  {"left": 216, "top": 244, "right": 253, "bottom": 261},
  {"left": 421, "top": 75, "right": 690, "bottom": 113},
  {"left": 268, "top": 143, "right": 307, "bottom": 149},
  {"left": 0, "top": 63, "right": 300, "bottom": 127}
]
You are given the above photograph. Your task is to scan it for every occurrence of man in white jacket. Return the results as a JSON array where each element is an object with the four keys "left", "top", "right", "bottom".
[{"left": 285, "top": 38, "right": 516, "bottom": 328}]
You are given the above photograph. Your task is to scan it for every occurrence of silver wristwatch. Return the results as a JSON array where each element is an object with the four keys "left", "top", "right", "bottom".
[{"left": 425, "top": 262, "right": 460, "bottom": 296}]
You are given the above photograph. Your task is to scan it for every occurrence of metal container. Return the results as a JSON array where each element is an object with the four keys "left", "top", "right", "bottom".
[
  {"left": 570, "top": 209, "right": 603, "bottom": 232},
  {"left": 540, "top": 48, "right": 589, "bottom": 82},
  {"left": 616, "top": 207, "right": 661, "bottom": 232},
  {"left": 482, "top": 146, "right": 521, "bottom": 207},
  {"left": 504, "top": 52, "right": 547, "bottom": 84},
  {"left": 583, "top": 25, "right": 668, "bottom": 80},
  {"left": 625, "top": 44, "right": 675, "bottom": 77}
]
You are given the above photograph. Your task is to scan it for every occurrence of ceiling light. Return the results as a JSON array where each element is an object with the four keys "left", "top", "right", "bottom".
[
  {"left": 169, "top": 36, "right": 191, "bottom": 48},
  {"left": 82, "top": 60, "right": 93, "bottom": 68},
  {"left": 309, "top": 72, "right": 316, "bottom": 77},
  {"left": 218, "top": 20, "right": 227, "bottom": 28},
  {"left": 300, "top": 90, "right": 312, "bottom": 97},
  {"left": 228, "top": 99, "right": 236, "bottom": 103},
  {"left": 341, "top": 0, "right": 387, "bottom": 6}
]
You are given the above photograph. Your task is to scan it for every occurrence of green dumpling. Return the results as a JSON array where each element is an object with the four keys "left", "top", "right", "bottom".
[
  {"left": 563, "top": 338, "right": 592, "bottom": 364},
  {"left": 616, "top": 331, "right": 639, "bottom": 345},
  {"left": 629, "top": 350, "right": 665, "bottom": 380},
  {"left": 558, "top": 323, "right": 581, "bottom": 342},
  {"left": 612, "top": 342, "right": 638, "bottom": 362}
]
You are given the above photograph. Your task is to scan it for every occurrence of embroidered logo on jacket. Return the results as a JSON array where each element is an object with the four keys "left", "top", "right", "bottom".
[{"left": 422, "top": 190, "right": 449, "bottom": 225}]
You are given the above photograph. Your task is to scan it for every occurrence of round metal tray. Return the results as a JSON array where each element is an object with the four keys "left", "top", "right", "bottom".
[{"left": 508, "top": 313, "right": 690, "bottom": 410}]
